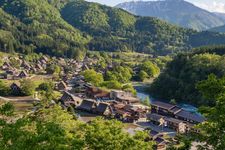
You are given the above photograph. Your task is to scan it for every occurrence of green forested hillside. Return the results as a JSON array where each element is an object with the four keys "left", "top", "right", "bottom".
[
  {"left": 0, "top": 0, "right": 225, "bottom": 57},
  {"left": 61, "top": 0, "right": 193, "bottom": 54},
  {"left": 0, "top": 0, "right": 90, "bottom": 58},
  {"left": 150, "top": 46, "right": 225, "bottom": 106}
]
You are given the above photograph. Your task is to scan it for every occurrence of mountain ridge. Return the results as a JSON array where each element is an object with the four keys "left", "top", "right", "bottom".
[{"left": 116, "top": 0, "right": 225, "bottom": 31}]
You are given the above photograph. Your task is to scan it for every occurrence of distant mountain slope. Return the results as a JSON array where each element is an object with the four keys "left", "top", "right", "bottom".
[
  {"left": 116, "top": 0, "right": 225, "bottom": 31},
  {"left": 213, "top": 12, "right": 225, "bottom": 20},
  {"left": 209, "top": 25, "right": 225, "bottom": 33}
]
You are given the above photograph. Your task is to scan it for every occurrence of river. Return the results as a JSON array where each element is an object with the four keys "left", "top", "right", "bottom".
[{"left": 134, "top": 83, "right": 199, "bottom": 113}]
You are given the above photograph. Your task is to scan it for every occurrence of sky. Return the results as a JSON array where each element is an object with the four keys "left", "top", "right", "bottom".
[{"left": 86, "top": 0, "right": 225, "bottom": 13}]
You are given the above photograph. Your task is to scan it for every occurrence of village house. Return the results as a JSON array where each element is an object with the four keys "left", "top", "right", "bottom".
[
  {"left": 154, "top": 137, "right": 167, "bottom": 150},
  {"left": 35, "top": 63, "right": 43, "bottom": 71},
  {"left": 20, "top": 61, "right": 31, "bottom": 70},
  {"left": 3, "top": 69, "right": 17, "bottom": 80},
  {"left": 73, "top": 80, "right": 89, "bottom": 94},
  {"left": 1, "top": 62, "right": 12, "bottom": 70},
  {"left": 6, "top": 68, "right": 18, "bottom": 75},
  {"left": 41, "top": 56, "right": 49, "bottom": 62},
  {"left": 77, "top": 99, "right": 97, "bottom": 112},
  {"left": 110, "top": 90, "right": 140, "bottom": 104},
  {"left": 86, "top": 86, "right": 111, "bottom": 100},
  {"left": 82, "top": 64, "right": 89, "bottom": 71},
  {"left": 10, "top": 83, "right": 22, "bottom": 95},
  {"left": 148, "top": 101, "right": 205, "bottom": 134},
  {"left": 0, "top": 72, "right": 8, "bottom": 79},
  {"left": 95, "top": 102, "right": 113, "bottom": 116},
  {"left": 57, "top": 81, "right": 68, "bottom": 91},
  {"left": 148, "top": 113, "right": 190, "bottom": 133},
  {"left": 151, "top": 101, "right": 205, "bottom": 124},
  {"left": 60, "top": 91, "right": 82, "bottom": 108},
  {"left": 37, "top": 60, "right": 47, "bottom": 69},
  {"left": 174, "top": 109, "right": 205, "bottom": 124},
  {"left": 17, "top": 70, "right": 29, "bottom": 79},
  {"left": 40, "top": 59, "right": 47, "bottom": 65},
  {"left": 112, "top": 103, "right": 148, "bottom": 123},
  {"left": 148, "top": 130, "right": 167, "bottom": 150},
  {"left": 29, "top": 66, "right": 37, "bottom": 74}
]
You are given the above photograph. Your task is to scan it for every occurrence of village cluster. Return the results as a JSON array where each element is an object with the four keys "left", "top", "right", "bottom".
[{"left": 0, "top": 55, "right": 205, "bottom": 149}]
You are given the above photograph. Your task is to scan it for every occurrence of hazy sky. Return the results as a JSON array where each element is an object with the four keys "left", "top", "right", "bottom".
[{"left": 86, "top": 0, "right": 225, "bottom": 13}]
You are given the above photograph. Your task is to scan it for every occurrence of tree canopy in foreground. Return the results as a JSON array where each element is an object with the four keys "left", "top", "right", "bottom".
[
  {"left": 194, "top": 74, "right": 225, "bottom": 149},
  {"left": 0, "top": 102, "right": 154, "bottom": 150}
]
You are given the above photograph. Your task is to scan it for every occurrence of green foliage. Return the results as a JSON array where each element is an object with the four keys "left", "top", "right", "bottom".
[
  {"left": 167, "top": 134, "right": 192, "bottom": 150},
  {"left": 46, "top": 64, "right": 61, "bottom": 75},
  {"left": 150, "top": 46, "right": 225, "bottom": 106},
  {"left": 170, "top": 99, "right": 177, "bottom": 105},
  {"left": 140, "top": 61, "right": 160, "bottom": 78},
  {"left": 20, "top": 79, "right": 36, "bottom": 96},
  {"left": 82, "top": 69, "right": 104, "bottom": 86},
  {"left": 9, "top": 57, "right": 20, "bottom": 68},
  {"left": 83, "top": 118, "right": 154, "bottom": 150},
  {"left": 122, "top": 84, "right": 137, "bottom": 95},
  {"left": 138, "top": 70, "right": 149, "bottom": 81},
  {"left": 194, "top": 75, "right": 225, "bottom": 150},
  {"left": 0, "top": 105, "right": 155, "bottom": 149},
  {"left": 0, "top": 102, "right": 14, "bottom": 116},
  {"left": 37, "top": 82, "right": 54, "bottom": 93},
  {"left": 105, "top": 66, "right": 132, "bottom": 83},
  {"left": 0, "top": 0, "right": 89, "bottom": 57},
  {"left": 141, "top": 97, "right": 151, "bottom": 106},
  {"left": 100, "top": 80, "right": 122, "bottom": 89},
  {"left": 0, "top": 80, "right": 10, "bottom": 96},
  {"left": 196, "top": 74, "right": 225, "bottom": 102},
  {"left": 24, "top": 53, "right": 42, "bottom": 62}
]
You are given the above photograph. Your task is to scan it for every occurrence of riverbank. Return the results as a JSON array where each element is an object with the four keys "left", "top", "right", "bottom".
[{"left": 133, "top": 81, "right": 199, "bottom": 114}]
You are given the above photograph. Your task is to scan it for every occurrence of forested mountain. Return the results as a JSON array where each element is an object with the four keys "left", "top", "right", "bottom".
[
  {"left": 0, "top": 0, "right": 90, "bottom": 58},
  {"left": 61, "top": 0, "right": 195, "bottom": 55},
  {"left": 1, "top": 0, "right": 225, "bottom": 57},
  {"left": 60, "top": 0, "right": 225, "bottom": 55},
  {"left": 150, "top": 46, "right": 225, "bottom": 106},
  {"left": 116, "top": 0, "right": 225, "bottom": 31}
]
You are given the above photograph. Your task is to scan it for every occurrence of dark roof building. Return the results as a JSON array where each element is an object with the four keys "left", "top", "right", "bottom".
[
  {"left": 151, "top": 101, "right": 174, "bottom": 110},
  {"left": 10, "top": 83, "right": 22, "bottom": 95},
  {"left": 18, "top": 70, "right": 28, "bottom": 78},
  {"left": 110, "top": 90, "right": 140, "bottom": 104},
  {"left": 150, "top": 101, "right": 205, "bottom": 124},
  {"left": 21, "top": 61, "right": 31, "bottom": 70},
  {"left": 86, "top": 86, "right": 110, "bottom": 99},
  {"left": 57, "top": 81, "right": 68, "bottom": 91},
  {"left": 60, "top": 91, "right": 82, "bottom": 107},
  {"left": 174, "top": 109, "right": 205, "bottom": 124},
  {"left": 77, "top": 99, "right": 97, "bottom": 112},
  {"left": 96, "top": 102, "right": 112, "bottom": 116},
  {"left": 2, "top": 62, "right": 12, "bottom": 70},
  {"left": 35, "top": 64, "right": 43, "bottom": 70}
]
